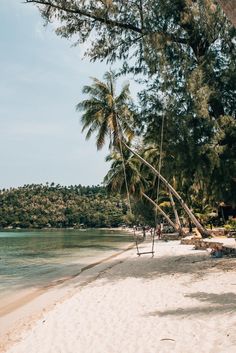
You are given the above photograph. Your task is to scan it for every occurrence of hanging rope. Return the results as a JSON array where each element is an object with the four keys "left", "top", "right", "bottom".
[
  {"left": 107, "top": 48, "right": 132, "bottom": 215},
  {"left": 114, "top": 106, "right": 156, "bottom": 256},
  {"left": 106, "top": 63, "right": 134, "bottom": 239},
  {"left": 154, "top": 113, "right": 165, "bottom": 228},
  {"left": 156, "top": 114, "right": 165, "bottom": 204},
  {"left": 108, "top": 61, "right": 154, "bottom": 256},
  {"left": 115, "top": 113, "right": 132, "bottom": 215}
]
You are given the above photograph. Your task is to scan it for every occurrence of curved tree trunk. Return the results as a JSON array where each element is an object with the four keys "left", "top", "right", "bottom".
[
  {"left": 169, "top": 192, "right": 185, "bottom": 236},
  {"left": 142, "top": 192, "right": 180, "bottom": 234},
  {"left": 123, "top": 141, "right": 210, "bottom": 237}
]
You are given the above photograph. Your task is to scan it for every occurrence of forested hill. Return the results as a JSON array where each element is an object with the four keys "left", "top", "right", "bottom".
[{"left": 0, "top": 184, "right": 127, "bottom": 229}]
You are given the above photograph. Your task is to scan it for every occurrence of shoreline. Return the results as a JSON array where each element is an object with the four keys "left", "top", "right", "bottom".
[
  {"left": 1, "top": 239, "right": 236, "bottom": 353},
  {"left": 0, "top": 227, "right": 135, "bottom": 232},
  {"left": 0, "top": 227, "right": 135, "bottom": 315},
  {"left": 0, "top": 241, "right": 135, "bottom": 352}
]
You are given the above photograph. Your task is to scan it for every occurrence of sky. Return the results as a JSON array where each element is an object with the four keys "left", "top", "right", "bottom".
[{"left": 0, "top": 0, "right": 138, "bottom": 189}]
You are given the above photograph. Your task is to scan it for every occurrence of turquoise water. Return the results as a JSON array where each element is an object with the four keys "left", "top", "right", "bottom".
[{"left": 0, "top": 229, "right": 132, "bottom": 297}]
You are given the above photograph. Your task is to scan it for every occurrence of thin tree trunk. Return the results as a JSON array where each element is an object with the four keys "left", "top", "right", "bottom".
[
  {"left": 123, "top": 141, "right": 210, "bottom": 237},
  {"left": 142, "top": 192, "right": 180, "bottom": 233},
  {"left": 169, "top": 192, "right": 184, "bottom": 235}
]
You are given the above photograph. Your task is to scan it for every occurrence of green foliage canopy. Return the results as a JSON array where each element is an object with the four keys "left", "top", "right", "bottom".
[
  {"left": 0, "top": 184, "right": 127, "bottom": 229},
  {"left": 26, "top": 0, "right": 236, "bottom": 216}
]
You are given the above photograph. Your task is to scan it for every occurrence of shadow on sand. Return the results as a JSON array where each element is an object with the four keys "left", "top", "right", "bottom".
[
  {"left": 146, "top": 292, "right": 236, "bottom": 317},
  {"left": 96, "top": 252, "right": 236, "bottom": 282}
]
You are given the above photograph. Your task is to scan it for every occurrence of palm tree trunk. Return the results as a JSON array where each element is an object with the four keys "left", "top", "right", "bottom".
[
  {"left": 142, "top": 192, "right": 180, "bottom": 233},
  {"left": 169, "top": 192, "right": 184, "bottom": 235},
  {"left": 123, "top": 141, "right": 210, "bottom": 237}
]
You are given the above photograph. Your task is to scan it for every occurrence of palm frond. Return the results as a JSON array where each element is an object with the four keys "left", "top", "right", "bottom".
[
  {"left": 96, "top": 119, "right": 108, "bottom": 150},
  {"left": 78, "top": 70, "right": 135, "bottom": 153}
]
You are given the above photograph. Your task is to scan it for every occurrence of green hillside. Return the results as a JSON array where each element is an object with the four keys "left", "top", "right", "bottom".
[{"left": 0, "top": 184, "right": 127, "bottom": 229}]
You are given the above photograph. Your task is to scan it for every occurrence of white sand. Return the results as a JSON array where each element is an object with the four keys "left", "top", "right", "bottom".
[{"left": 2, "top": 240, "right": 236, "bottom": 353}]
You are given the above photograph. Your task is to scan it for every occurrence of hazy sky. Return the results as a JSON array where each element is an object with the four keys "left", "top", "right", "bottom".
[{"left": 0, "top": 0, "right": 138, "bottom": 189}]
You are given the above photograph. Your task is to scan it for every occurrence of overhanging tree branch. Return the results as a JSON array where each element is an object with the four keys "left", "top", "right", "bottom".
[
  {"left": 25, "top": 0, "right": 188, "bottom": 46},
  {"left": 25, "top": 0, "right": 143, "bottom": 33}
]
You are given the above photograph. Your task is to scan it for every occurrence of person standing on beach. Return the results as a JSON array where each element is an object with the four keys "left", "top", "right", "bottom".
[{"left": 156, "top": 225, "right": 161, "bottom": 239}]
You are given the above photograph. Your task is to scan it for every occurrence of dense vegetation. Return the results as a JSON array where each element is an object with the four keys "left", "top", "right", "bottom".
[
  {"left": 0, "top": 184, "right": 127, "bottom": 229},
  {"left": 24, "top": 1, "right": 236, "bottom": 233}
]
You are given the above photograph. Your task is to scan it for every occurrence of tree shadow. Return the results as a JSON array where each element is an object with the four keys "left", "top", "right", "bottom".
[
  {"left": 187, "top": 292, "right": 236, "bottom": 305},
  {"left": 146, "top": 292, "right": 236, "bottom": 317},
  {"left": 99, "top": 252, "right": 236, "bottom": 282}
]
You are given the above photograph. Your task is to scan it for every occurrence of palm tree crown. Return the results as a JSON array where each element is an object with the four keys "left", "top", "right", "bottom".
[{"left": 76, "top": 71, "right": 135, "bottom": 151}]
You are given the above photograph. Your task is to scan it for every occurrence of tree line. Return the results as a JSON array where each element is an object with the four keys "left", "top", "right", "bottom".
[{"left": 0, "top": 184, "right": 128, "bottom": 229}]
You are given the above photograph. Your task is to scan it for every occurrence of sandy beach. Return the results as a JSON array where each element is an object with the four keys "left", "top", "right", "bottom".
[{"left": 1, "top": 239, "right": 236, "bottom": 353}]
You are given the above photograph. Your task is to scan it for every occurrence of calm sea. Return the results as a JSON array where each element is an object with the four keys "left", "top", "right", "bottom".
[{"left": 0, "top": 229, "right": 132, "bottom": 299}]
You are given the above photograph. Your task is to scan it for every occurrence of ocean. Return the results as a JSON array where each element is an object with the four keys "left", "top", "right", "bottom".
[{"left": 0, "top": 229, "right": 132, "bottom": 301}]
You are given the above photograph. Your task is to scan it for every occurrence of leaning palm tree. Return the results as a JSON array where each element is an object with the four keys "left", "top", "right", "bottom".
[
  {"left": 141, "top": 144, "right": 183, "bottom": 233},
  {"left": 122, "top": 141, "right": 210, "bottom": 237},
  {"left": 104, "top": 150, "right": 181, "bottom": 234},
  {"left": 77, "top": 71, "right": 210, "bottom": 237}
]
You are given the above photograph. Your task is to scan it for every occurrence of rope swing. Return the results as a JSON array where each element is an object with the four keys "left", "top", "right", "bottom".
[{"left": 114, "top": 104, "right": 156, "bottom": 257}]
